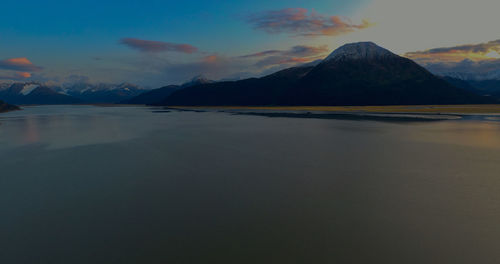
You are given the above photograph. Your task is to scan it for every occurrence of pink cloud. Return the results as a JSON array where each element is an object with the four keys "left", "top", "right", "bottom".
[
  {"left": 405, "top": 39, "right": 500, "bottom": 63},
  {"left": 0, "top": 71, "right": 32, "bottom": 80},
  {"left": 0, "top": 57, "right": 42, "bottom": 72},
  {"left": 203, "top": 54, "right": 219, "bottom": 63},
  {"left": 240, "top": 45, "right": 328, "bottom": 59},
  {"left": 247, "top": 8, "right": 373, "bottom": 37},
  {"left": 16, "top": 72, "right": 32, "bottom": 78},
  {"left": 239, "top": 45, "right": 329, "bottom": 67}
]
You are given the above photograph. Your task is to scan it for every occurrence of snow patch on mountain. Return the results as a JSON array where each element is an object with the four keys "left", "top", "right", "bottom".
[
  {"left": 20, "top": 84, "right": 40, "bottom": 95},
  {"left": 324, "top": 42, "right": 397, "bottom": 62}
]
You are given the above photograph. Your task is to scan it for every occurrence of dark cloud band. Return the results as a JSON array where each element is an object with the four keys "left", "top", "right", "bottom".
[{"left": 120, "top": 38, "right": 198, "bottom": 54}]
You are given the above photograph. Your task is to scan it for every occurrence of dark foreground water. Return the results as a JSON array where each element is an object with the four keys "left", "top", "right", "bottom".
[{"left": 1, "top": 105, "right": 500, "bottom": 264}]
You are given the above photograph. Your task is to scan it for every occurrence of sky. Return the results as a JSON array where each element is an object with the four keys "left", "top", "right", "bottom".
[{"left": 1, "top": 0, "right": 500, "bottom": 87}]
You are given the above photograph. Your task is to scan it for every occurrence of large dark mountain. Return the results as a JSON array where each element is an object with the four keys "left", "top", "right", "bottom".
[
  {"left": 162, "top": 66, "right": 313, "bottom": 106},
  {"left": 163, "top": 42, "right": 489, "bottom": 106},
  {"left": 124, "top": 75, "right": 215, "bottom": 105},
  {"left": 0, "top": 83, "right": 81, "bottom": 105},
  {"left": 0, "top": 100, "right": 20, "bottom": 113}
]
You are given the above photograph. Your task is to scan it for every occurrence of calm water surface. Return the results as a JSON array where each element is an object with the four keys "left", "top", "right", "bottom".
[{"left": 1, "top": 105, "right": 500, "bottom": 264}]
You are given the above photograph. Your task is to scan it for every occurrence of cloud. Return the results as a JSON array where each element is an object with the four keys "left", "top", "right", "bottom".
[
  {"left": 117, "top": 42, "right": 329, "bottom": 86},
  {"left": 0, "top": 71, "right": 32, "bottom": 80},
  {"left": 16, "top": 72, "right": 32, "bottom": 78},
  {"left": 239, "top": 50, "right": 282, "bottom": 58},
  {"left": 0, "top": 58, "right": 42, "bottom": 72},
  {"left": 120, "top": 38, "right": 198, "bottom": 53},
  {"left": 64, "top": 74, "right": 91, "bottom": 84},
  {"left": 401, "top": 40, "right": 500, "bottom": 80},
  {"left": 240, "top": 45, "right": 328, "bottom": 58},
  {"left": 247, "top": 8, "right": 372, "bottom": 37},
  {"left": 421, "top": 59, "right": 500, "bottom": 79},
  {"left": 254, "top": 55, "right": 324, "bottom": 67},
  {"left": 203, "top": 54, "right": 219, "bottom": 63},
  {"left": 405, "top": 40, "right": 500, "bottom": 63},
  {"left": 353, "top": 0, "right": 500, "bottom": 55},
  {"left": 239, "top": 45, "right": 328, "bottom": 67}
]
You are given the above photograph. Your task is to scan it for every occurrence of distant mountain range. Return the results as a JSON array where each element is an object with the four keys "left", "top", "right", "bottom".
[
  {"left": 439, "top": 71, "right": 500, "bottom": 81},
  {"left": 443, "top": 77, "right": 500, "bottom": 100},
  {"left": 0, "top": 83, "right": 82, "bottom": 105},
  {"left": 2, "top": 42, "right": 500, "bottom": 107},
  {"left": 161, "top": 42, "right": 490, "bottom": 106},
  {"left": 0, "top": 82, "right": 145, "bottom": 105},
  {"left": 123, "top": 75, "right": 214, "bottom": 105},
  {"left": 59, "top": 83, "right": 144, "bottom": 103}
]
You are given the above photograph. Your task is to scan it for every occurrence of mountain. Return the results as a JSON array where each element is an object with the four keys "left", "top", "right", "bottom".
[
  {"left": 0, "top": 100, "right": 20, "bottom": 113},
  {"left": 181, "top": 75, "right": 214, "bottom": 87},
  {"left": 324, "top": 42, "right": 394, "bottom": 61},
  {"left": 123, "top": 75, "right": 215, "bottom": 105},
  {"left": 428, "top": 68, "right": 500, "bottom": 81},
  {"left": 286, "top": 42, "right": 487, "bottom": 105},
  {"left": 443, "top": 77, "right": 500, "bottom": 101},
  {"left": 0, "top": 83, "right": 81, "bottom": 105},
  {"left": 162, "top": 42, "right": 489, "bottom": 106},
  {"left": 63, "top": 83, "right": 144, "bottom": 103},
  {"left": 468, "top": 80, "right": 500, "bottom": 98},
  {"left": 123, "top": 85, "right": 181, "bottom": 105},
  {"left": 162, "top": 66, "right": 313, "bottom": 106}
]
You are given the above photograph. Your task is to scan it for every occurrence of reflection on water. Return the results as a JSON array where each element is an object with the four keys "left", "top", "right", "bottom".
[
  {"left": 1, "top": 105, "right": 500, "bottom": 264},
  {"left": 0, "top": 105, "right": 165, "bottom": 149},
  {"left": 408, "top": 120, "right": 500, "bottom": 149}
]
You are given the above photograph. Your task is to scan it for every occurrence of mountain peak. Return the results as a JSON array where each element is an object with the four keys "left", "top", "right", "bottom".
[
  {"left": 182, "top": 75, "right": 214, "bottom": 87},
  {"left": 324, "top": 42, "right": 397, "bottom": 62}
]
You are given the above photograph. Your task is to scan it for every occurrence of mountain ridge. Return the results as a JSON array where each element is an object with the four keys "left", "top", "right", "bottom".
[
  {"left": 162, "top": 42, "right": 490, "bottom": 106},
  {"left": 123, "top": 76, "right": 215, "bottom": 105},
  {"left": 0, "top": 83, "right": 81, "bottom": 105}
]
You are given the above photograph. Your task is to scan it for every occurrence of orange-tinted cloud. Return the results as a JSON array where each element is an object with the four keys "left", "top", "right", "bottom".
[
  {"left": 120, "top": 38, "right": 198, "bottom": 54},
  {"left": 203, "top": 54, "right": 219, "bottom": 63},
  {"left": 0, "top": 57, "right": 42, "bottom": 72},
  {"left": 240, "top": 45, "right": 329, "bottom": 59},
  {"left": 0, "top": 71, "right": 32, "bottom": 80},
  {"left": 247, "top": 8, "right": 373, "bottom": 37},
  {"left": 239, "top": 45, "right": 329, "bottom": 67},
  {"left": 405, "top": 40, "right": 500, "bottom": 64},
  {"left": 239, "top": 50, "right": 282, "bottom": 58},
  {"left": 16, "top": 72, "right": 31, "bottom": 78},
  {"left": 319, "top": 17, "right": 372, "bottom": 37}
]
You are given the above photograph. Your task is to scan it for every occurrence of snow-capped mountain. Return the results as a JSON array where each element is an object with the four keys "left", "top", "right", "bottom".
[
  {"left": 61, "top": 82, "right": 144, "bottom": 103},
  {"left": 0, "top": 82, "right": 81, "bottom": 105},
  {"left": 323, "top": 42, "right": 396, "bottom": 62},
  {"left": 181, "top": 75, "right": 214, "bottom": 87},
  {"left": 0, "top": 81, "right": 145, "bottom": 104},
  {"left": 162, "top": 42, "right": 489, "bottom": 106}
]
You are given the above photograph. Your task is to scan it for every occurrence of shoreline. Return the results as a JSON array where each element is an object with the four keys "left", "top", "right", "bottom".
[
  {"left": 165, "top": 105, "right": 500, "bottom": 115},
  {"left": 163, "top": 105, "right": 500, "bottom": 122},
  {"left": 0, "top": 101, "right": 21, "bottom": 114}
]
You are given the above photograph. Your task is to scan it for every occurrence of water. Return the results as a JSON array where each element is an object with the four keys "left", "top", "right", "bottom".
[{"left": 1, "top": 105, "right": 500, "bottom": 264}]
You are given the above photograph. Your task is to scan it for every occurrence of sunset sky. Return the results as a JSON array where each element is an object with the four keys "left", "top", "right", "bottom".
[{"left": 1, "top": 0, "right": 500, "bottom": 87}]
